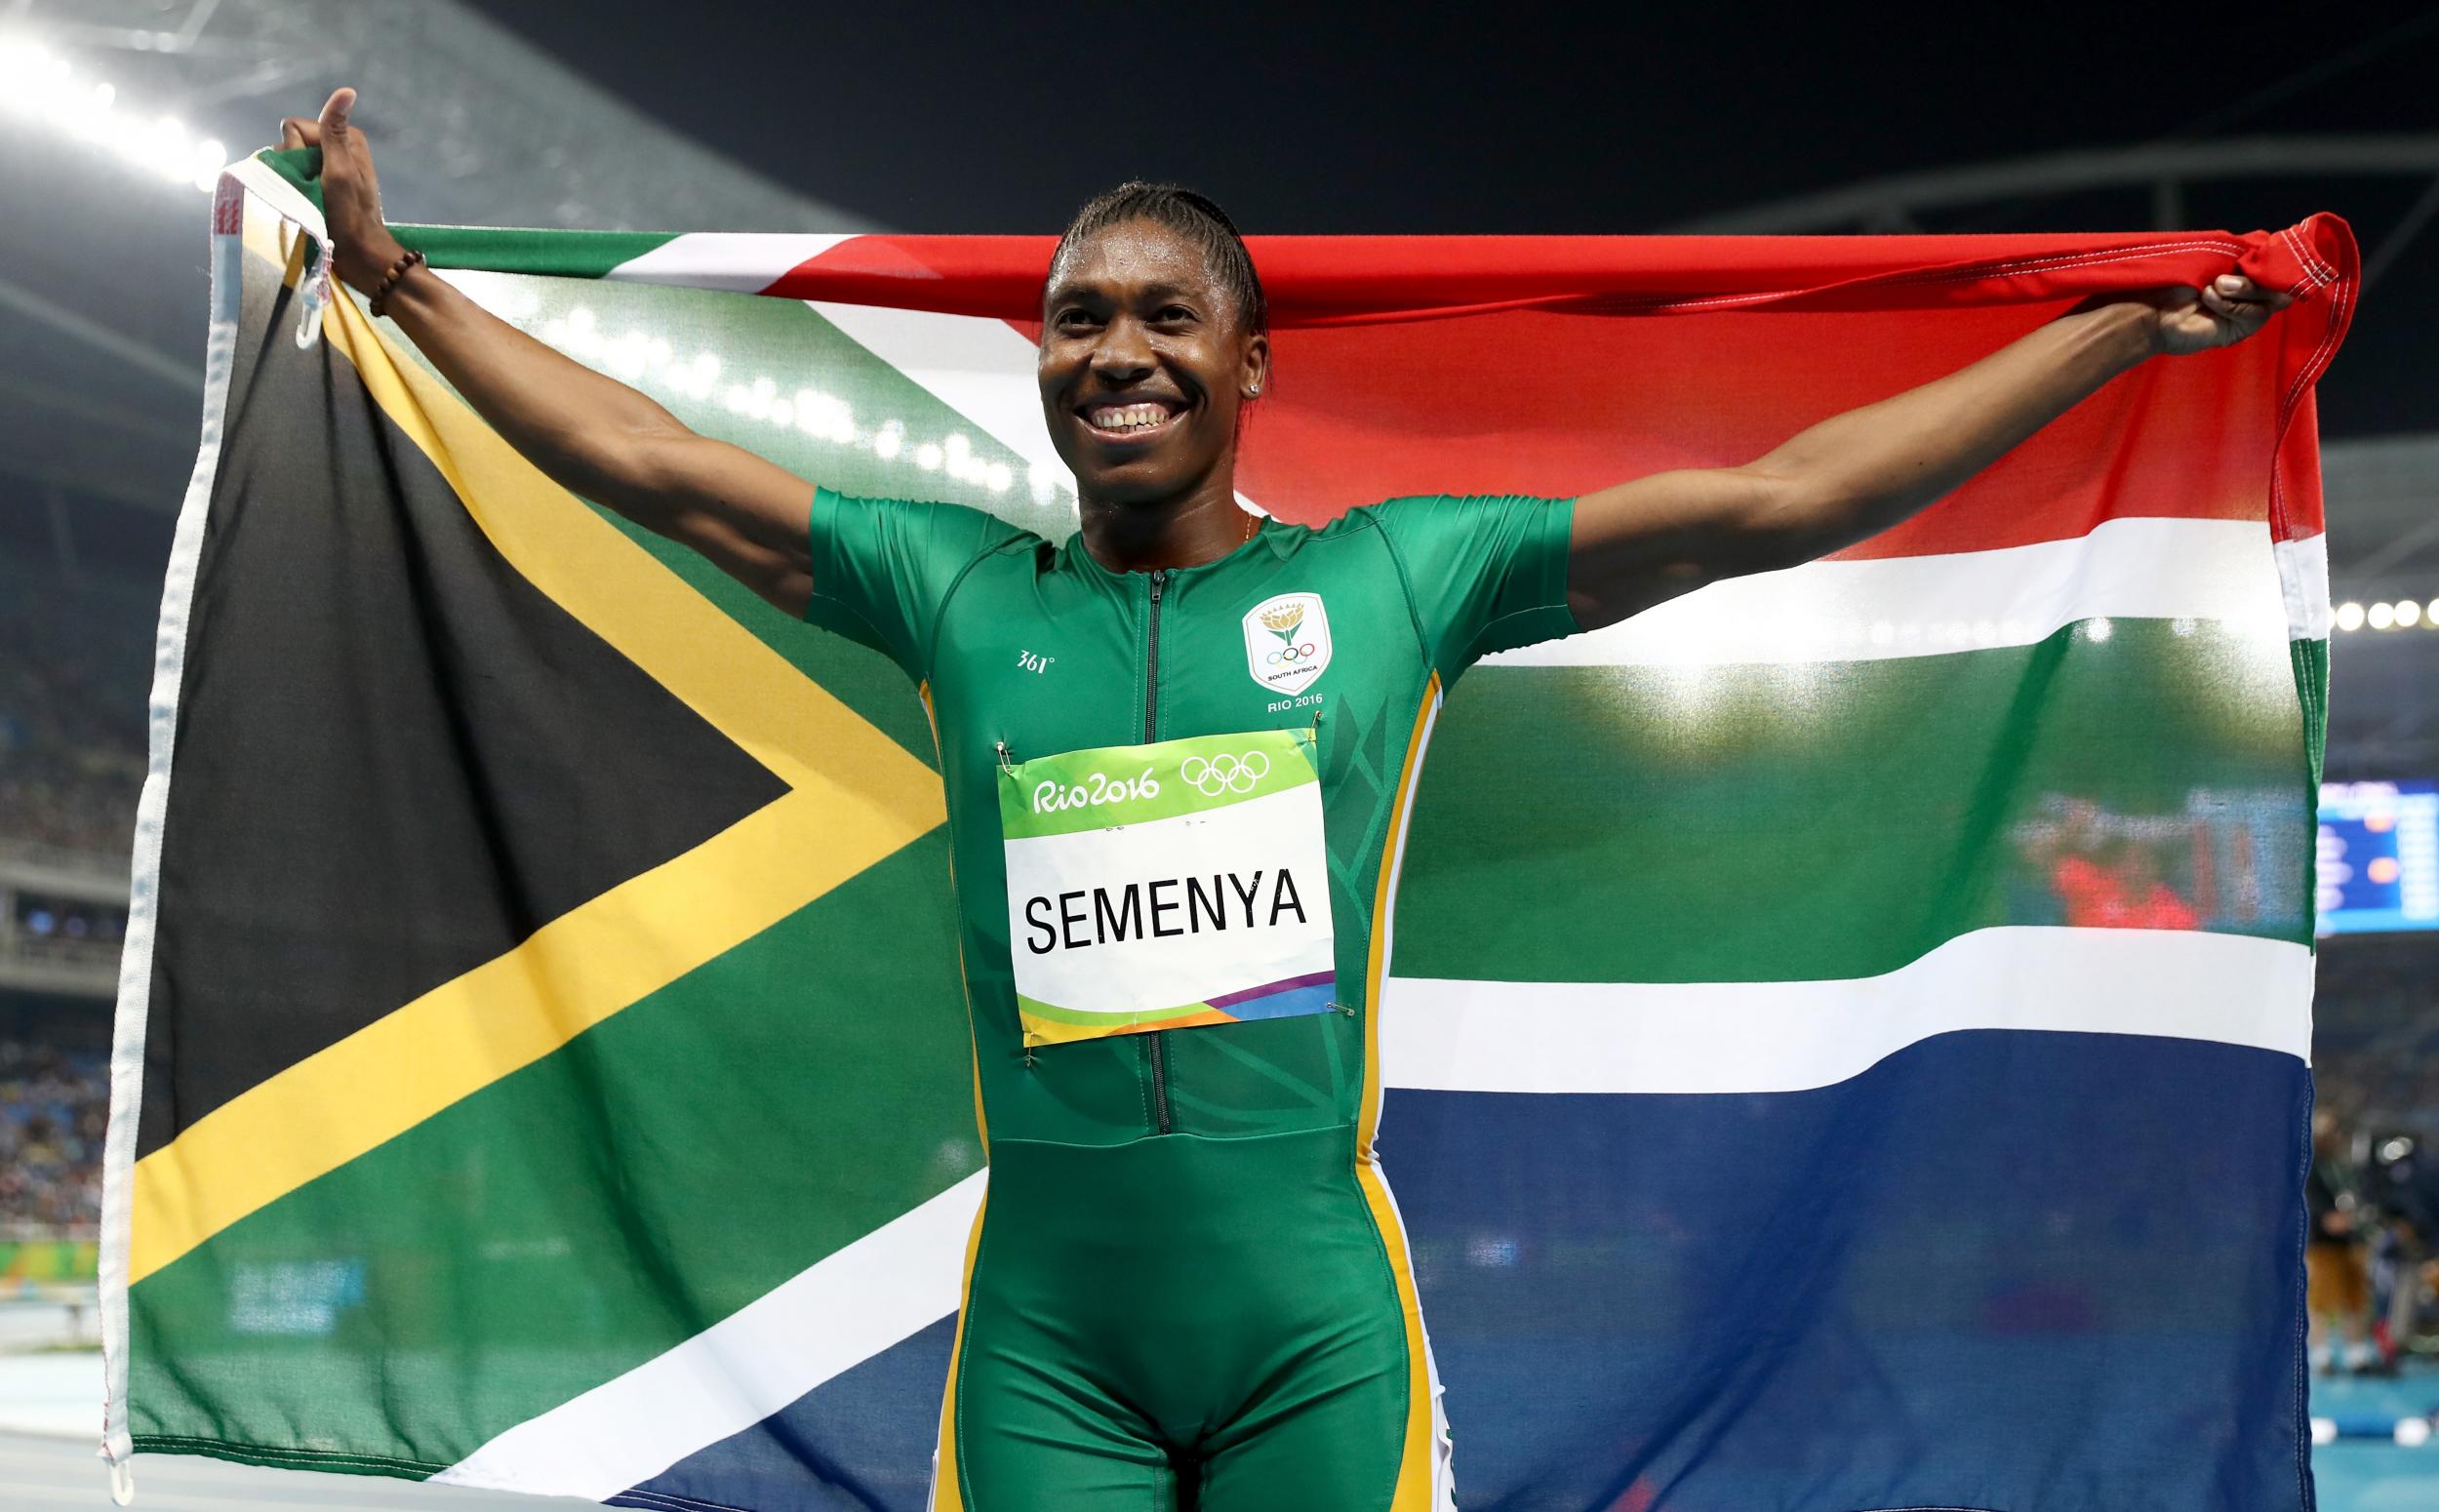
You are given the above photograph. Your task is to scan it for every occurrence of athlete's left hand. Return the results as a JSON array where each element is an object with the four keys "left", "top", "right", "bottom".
[{"left": 2117, "top": 274, "right": 2294, "bottom": 357}]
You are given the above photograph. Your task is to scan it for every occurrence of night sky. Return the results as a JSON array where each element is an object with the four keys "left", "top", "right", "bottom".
[
  {"left": 463, "top": 5, "right": 2433, "bottom": 235},
  {"left": 461, "top": 4, "right": 2439, "bottom": 436}
]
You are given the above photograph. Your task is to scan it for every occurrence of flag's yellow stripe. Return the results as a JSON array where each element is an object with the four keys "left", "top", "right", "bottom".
[
  {"left": 323, "top": 235, "right": 845, "bottom": 794},
  {"left": 134, "top": 791, "right": 885, "bottom": 1282},
  {"left": 130, "top": 219, "right": 944, "bottom": 1284}
]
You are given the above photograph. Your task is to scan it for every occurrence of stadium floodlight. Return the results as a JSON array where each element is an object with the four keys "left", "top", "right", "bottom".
[
  {"left": 2336, "top": 602, "right": 2366, "bottom": 632},
  {"left": 2369, "top": 602, "right": 2396, "bottom": 630},
  {"left": 2400, "top": 600, "right": 2424, "bottom": 628},
  {"left": 0, "top": 34, "right": 225, "bottom": 192}
]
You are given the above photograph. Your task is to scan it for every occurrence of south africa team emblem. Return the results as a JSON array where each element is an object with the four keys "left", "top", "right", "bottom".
[{"left": 1243, "top": 592, "right": 1333, "bottom": 696}]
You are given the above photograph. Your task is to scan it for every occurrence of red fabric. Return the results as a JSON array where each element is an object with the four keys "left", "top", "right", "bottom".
[{"left": 772, "top": 219, "right": 2355, "bottom": 540}]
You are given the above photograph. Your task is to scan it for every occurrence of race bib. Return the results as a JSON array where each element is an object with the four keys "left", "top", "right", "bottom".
[{"left": 998, "top": 729, "right": 1337, "bottom": 1047}]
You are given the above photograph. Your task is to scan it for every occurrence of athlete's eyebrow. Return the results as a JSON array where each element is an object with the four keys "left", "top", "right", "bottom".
[{"left": 1045, "top": 278, "right": 1200, "bottom": 308}]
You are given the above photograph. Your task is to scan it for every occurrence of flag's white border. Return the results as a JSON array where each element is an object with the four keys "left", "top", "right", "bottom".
[
  {"left": 433, "top": 1171, "right": 986, "bottom": 1500},
  {"left": 1488, "top": 515, "right": 2299, "bottom": 670},
  {"left": 97, "top": 165, "right": 292, "bottom": 1488},
  {"left": 1380, "top": 925, "right": 2313, "bottom": 1095}
]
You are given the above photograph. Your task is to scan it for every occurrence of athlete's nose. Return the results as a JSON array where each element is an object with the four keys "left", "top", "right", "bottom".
[{"left": 1091, "top": 315, "right": 1155, "bottom": 383}]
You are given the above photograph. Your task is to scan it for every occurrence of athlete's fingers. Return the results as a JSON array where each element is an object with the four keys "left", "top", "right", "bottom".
[
  {"left": 2212, "top": 274, "right": 2293, "bottom": 312},
  {"left": 317, "top": 88, "right": 357, "bottom": 164},
  {"left": 278, "top": 115, "right": 318, "bottom": 151}
]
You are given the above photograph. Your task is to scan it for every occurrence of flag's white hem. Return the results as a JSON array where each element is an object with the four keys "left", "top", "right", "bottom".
[{"left": 98, "top": 165, "right": 279, "bottom": 1478}]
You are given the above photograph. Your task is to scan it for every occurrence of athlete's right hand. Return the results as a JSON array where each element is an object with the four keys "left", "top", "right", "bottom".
[{"left": 278, "top": 88, "right": 409, "bottom": 297}]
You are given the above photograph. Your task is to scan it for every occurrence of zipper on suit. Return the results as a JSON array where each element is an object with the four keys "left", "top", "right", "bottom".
[{"left": 1142, "top": 569, "right": 1172, "bottom": 1135}]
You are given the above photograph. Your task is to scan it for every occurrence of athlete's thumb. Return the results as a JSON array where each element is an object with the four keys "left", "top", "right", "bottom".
[{"left": 318, "top": 88, "right": 356, "bottom": 161}]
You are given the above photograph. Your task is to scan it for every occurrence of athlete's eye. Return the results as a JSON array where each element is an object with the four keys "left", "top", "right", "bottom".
[
  {"left": 1154, "top": 304, "right": 1195, "bottom": 324},
  {"left": 1056, "top": 308, "right": 1100, "bottom": 331}
]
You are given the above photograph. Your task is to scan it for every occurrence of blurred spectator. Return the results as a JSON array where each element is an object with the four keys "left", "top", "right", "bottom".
[
  {"left": 2017, "top": 798, "right": 2207, "bottom": 930},
  {"left": 2050, "top": 838, "right": 2200, "bottom": 931},
  {"left": 2305, "top": 1107, "right": 2379, "bottom": 1372},
  {"left": 0, "top": 1038, "right": 107, "bottom": 1230},
  {"left": 0, "top": 560, "right": 152, "bottom": 859}
]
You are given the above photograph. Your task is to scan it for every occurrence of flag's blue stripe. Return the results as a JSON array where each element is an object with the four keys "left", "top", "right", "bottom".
[
  {"left": 1386, "top": 1031, "right": 2312, "bottom": 1512},
  {"left": 613, "top": 1314, "right": 954, "bottom": 1512},
  {"left": 612, "top": 1030, "right": 2309, "bottom": 1512}
]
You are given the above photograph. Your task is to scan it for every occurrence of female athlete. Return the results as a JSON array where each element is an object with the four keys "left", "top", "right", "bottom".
[{"left": 282, "top": 86, "right": 2288, "bottom": 1512}]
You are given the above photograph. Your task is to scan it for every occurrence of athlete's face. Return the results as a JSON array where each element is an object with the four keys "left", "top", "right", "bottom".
[{"left": 1039, "top": 219, "right": 1268, "bottom": 505}]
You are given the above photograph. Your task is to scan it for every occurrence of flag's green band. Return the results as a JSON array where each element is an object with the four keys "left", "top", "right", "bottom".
[{"left": 257, "top": 148, "right": 681, "bottom": 279}]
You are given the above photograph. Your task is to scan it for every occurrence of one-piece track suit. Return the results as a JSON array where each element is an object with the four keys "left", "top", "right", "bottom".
[{"left": 801, "top": 487, "right": 1580, "bottom": 1512}]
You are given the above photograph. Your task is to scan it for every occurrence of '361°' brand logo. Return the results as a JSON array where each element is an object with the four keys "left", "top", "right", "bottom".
[{"left": 1242, "top": 592, "right": 1332, "bottom": 696}]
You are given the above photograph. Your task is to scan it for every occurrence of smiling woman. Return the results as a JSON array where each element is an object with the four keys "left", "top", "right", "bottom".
[{"left": 1036, "top": 182, "right": 1273, "bottom": 571}]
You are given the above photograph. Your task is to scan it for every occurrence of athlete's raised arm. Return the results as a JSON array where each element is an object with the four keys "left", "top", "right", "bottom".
[
  {"left": 1561, "top": 280, "right": 2293, "bottom": 632},
  {"left": 282, "top": 88, "right": 815, "bottom": 616}
]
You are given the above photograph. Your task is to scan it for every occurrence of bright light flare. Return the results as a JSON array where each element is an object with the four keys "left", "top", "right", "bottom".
[{"left": 0, "top": 36, "right": 232, "bottom": 192}]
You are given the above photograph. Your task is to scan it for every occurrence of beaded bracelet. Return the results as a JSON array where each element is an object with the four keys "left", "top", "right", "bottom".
[{"left": 368, "top": 248, "right": 426, "bottom": 317}]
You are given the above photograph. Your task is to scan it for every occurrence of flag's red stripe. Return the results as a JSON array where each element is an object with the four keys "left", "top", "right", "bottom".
[
  {"left": 762, "top": 218, "right": 2350, "bottom": 324},
  {"left": 767, "top": 219, "right": 2351, "bottom": 549},
  {"left": 1239, "top": 304, "right": 2295, "bottom": 554}
]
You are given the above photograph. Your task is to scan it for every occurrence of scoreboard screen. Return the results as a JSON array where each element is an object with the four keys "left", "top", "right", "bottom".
[{"left": 2318, "top": 780, "right": 2439, "bottom": 935}]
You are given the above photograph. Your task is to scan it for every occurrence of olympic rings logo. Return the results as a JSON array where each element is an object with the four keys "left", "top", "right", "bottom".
[
  {"left": 1180, "top": 750, "right": 1270, "bottom": 797},
  {"left": 1264, "top": 643, "right": 1319, "bottom": 665}
]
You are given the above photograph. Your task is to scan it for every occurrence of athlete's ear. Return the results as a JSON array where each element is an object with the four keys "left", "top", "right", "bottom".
[{"left": 1240, "top": 331, "right": 1270, "bottom": 401}]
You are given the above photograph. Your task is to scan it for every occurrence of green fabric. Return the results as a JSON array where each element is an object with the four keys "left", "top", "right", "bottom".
[
  {"left": 1398, "top": 617, "right": 2315, "bottom": 983},
  {"left": 805, "top": 490, "right": 1579, "bottom": 1148},
  {"left": 255, "top": 148, "right": 679, "bottom": 279},
  {"left": 955, "top": 1131, "right": 1410, "bottom": 1512},
  {"left": 807, "top": 489, "right": 1575, "bottom": 1503},
  {"left": 129, "top": 838, "right": 976, "bottom": 1467}
]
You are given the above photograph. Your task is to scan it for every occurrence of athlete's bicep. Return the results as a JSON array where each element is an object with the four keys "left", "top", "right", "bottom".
[
  {"left": 1565, "top": 465, "right": 1796, "bottom": 632},
  {"left": 600, "top": 432, "right": 818, "bottom": 617}
]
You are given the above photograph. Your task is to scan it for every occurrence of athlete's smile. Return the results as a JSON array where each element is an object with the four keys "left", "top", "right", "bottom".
[{"left": 1076, "top": 394, "right": 1190, "bottom": 444}]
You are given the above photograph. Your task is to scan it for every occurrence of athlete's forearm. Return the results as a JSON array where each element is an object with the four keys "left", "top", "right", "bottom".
[
  {"left": 378, "top": 270, "right": 694, "bottom": 525},
  {"left": 375, "top": 266, "right": 815, "bottom": 613},
  {"left": 1742, "top": 299, "right": 2161, "bottom": 560}
]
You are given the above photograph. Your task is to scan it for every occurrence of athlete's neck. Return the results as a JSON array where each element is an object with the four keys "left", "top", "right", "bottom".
[{"left": 1077, "top": 475, "right": 1250, "bottom": 574}]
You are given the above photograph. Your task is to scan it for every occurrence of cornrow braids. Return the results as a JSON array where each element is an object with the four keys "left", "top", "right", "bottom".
[{"left": 1046, "top": 180, "right": 1268, "bottom": 341}]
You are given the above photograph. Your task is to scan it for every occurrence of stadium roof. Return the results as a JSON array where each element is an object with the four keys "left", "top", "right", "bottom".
[{"left": 0, "top": 0, "right": 874, "bottom": 530}]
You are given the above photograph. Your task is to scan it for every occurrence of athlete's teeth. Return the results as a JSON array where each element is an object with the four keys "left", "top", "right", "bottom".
[{"left": 1095, "top": 403, "right": 1169, "bottom": 431}]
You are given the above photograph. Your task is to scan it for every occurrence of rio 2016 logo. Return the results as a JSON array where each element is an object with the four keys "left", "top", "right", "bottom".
[
  {"left": 1032, "top": 767, "right": 1160, "bottom": 814},
  {"left": 1180, "top": 749, "right": 1270, "bottom": 797}
]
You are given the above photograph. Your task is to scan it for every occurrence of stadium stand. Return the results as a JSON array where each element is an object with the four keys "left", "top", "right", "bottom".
[
  {"left": 0, "top": 1040, "right": 105, "bottom": 1230},
  {"left": 0, "top": 561, "right": 149, "bottom": 859}
]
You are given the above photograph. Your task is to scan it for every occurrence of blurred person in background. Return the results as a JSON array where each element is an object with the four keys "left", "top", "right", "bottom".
[
  {"left": 2306, "top": 1108, "right": 2380, "bottom": 1373},
  {"left": 2363, "top": 1129, "right": 2439, "bottom": 1363}
]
